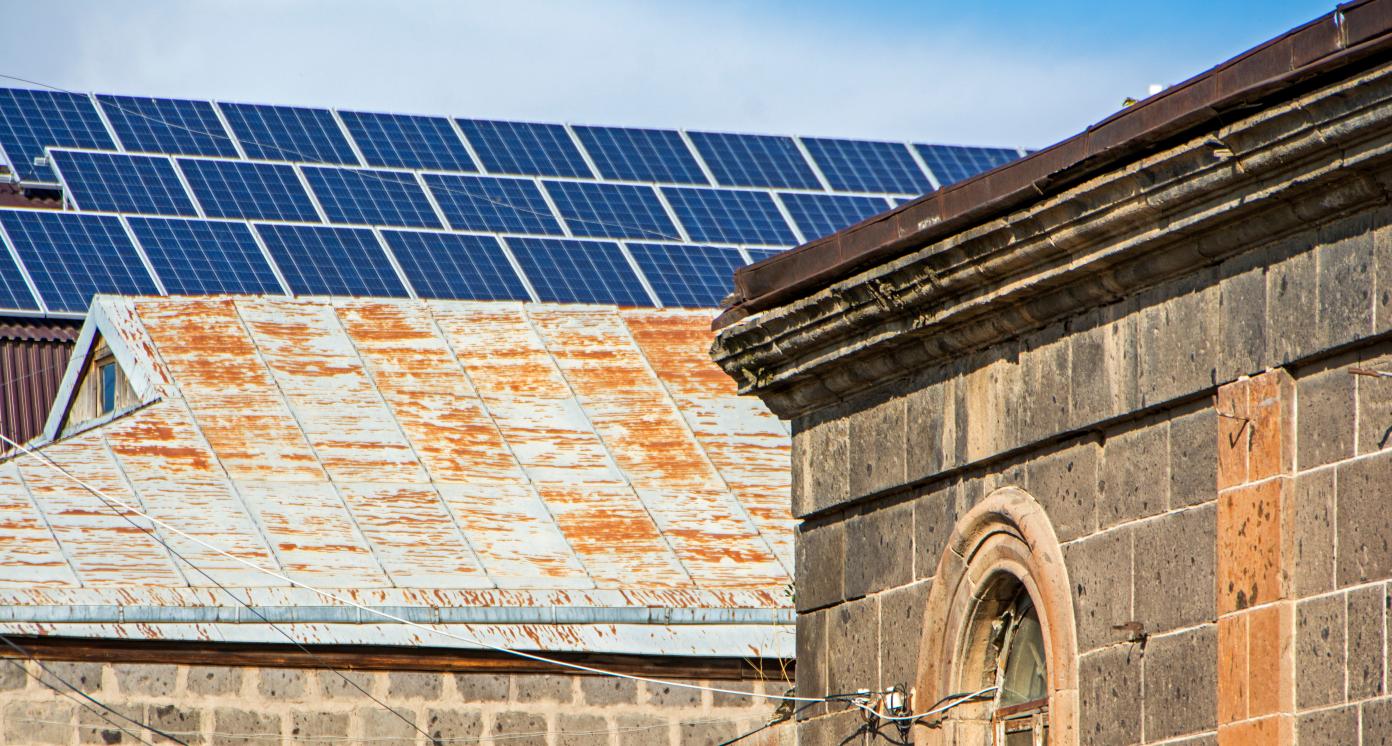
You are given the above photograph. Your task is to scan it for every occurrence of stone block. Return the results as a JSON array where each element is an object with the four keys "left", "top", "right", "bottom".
[
  {"left": 913, "top": 482, "right": 962, "bottom": 581},
  {"left": 1291, "top": 468, "right": 1336, "bottom": 596},
  {"left": 796, "top": 710, "right": 864, "bottom": 746},
  {"left": 710, "top": 679, "right": 758, "bottom": 709},
  {"left": 827, "top": 596, "right": 878, "bottom": 700},
  {"left": 1063, "top": 527, "right": 1133, "bottom": 651},
  {"left": 795, "top": 519, "right": 844, "bottom": 612},
  {"left": 1217, "top": 378, "right": 1251, "bottom": 490},
  {"left": 1337, "top": 449, "right": 1392, "bottom": 585},
  {"left": 1018, "top": 330, "right": 1070, "bottom": 444},
  {"left": 1295, "top": 705, "right": 1358, "bottom": 746},
  {"left": 1134, "top": 503, "right": 1217, "bottom": 633},
  {"left": 905, "top": 376, "right": 953, "bottom": 482},
  {"left": 1317, "top": 215, "right": 1375, "bottom": 349},
  {"left": 426, "top": 709, "right": 482, "bottom": 744},
  {"left": 1137, "top": 281, "right": 1219, "bottom": 408},
  {"left": 848, "top": 389, "right": 906, "bottom": 498},
  {"left": 645, "top": 678, "right": 704, "bottom": 708},
  {"left": 580, "top": 675, "right": 638, "bottom": 706},
  {"left": 1247, "top": 369, "right": 1294, "bottom": 481},
  {"left": 78, "top": 703, "right": 129, "bottom": 744},
  {"left": 4, "top": 700, "right": 76, "bottom": 745},
  {"left": 256, "top": 667, "right": 307, "bottom": 700},
  {"left": 962, "top": 355, "right": 1015, "bottom": 463},
  {"left": 317, "top": 669, "right": 376, "bottom": 699},
  {"left": 451, "top": 673, "right": 508, "bottom": 702},
  {"left": 1099, "top": 419, "right": 1169, "bottom": 528},
  {"left": 1218, "top": 715, "right": 1293, "bottom": 745},
  {"left": 1078, "top": 646, "right": 1141, "bottom": 746},
  {"left": 1364, "top": 697, "right": 1392, "bottom": 746},
  {"left": 185, "top": 666, "right": 242, "bottom": 697},
  {"left": 796, "top": 610, "right": 828, "bottom": 719},
  {"left": 1023, "top": 436, "right": 1099, "bottom": 542},
  {"left": 113, "top": 662, "right": 177, "bottom": 697},
  {"left": 1246, "top": 603, "right": 1294, "bottom": 718},
  {"left": 615, "top": 714, "right": 669, "bottom": 746},
  {"left": 878, "top": 580, "right": 929, "bottom": 691},
  {"left": 146, "top": 704, "right": 203, "bottom": 745},
  {"left": 803, "top": 408, "right": 849, "bottom": 516},
  {"left": 558, "top": 714, "right": 611, "bottom": 746},
  {"left": 360, "top": 708, "right": 419, "bottom": 743},
  {"left": 1143, "top": 625, "right": 1217, "bottom": 741},
  {"left": 1218, "top": 259, "right": 1267, "bottom": 381},
  {"left": 42, "top": 661, "right": 104, "bottom": 693},
  {"left": 1217, "top": 614, "right": 1247, "bottom": 725},
  {"left": 0, "top": 658, "right": 24, "bottom": 690},
  {"left": 1218, "top": 479, "right": 1286, "bottom": 613},
  {"left": 211, "top": 709, "right": 279, "bottom": 746},
  {"left": 290, "top": 711, "right": 350, "bottom": 741},
  {"left": 1296, "top": 593, "right": 1346, "bottom": 709},
  {"left": 387, "top": 671, "right": 442, "bottom": 700},
  {"left": 1296, "top": 364, "right": 1356, "bottom": 469},
  {"left": 1357, "top": 349, "right": 1392, "bottom": 454},
  {"left": 791, "top": 419, "right": 808, "bottom": 516},
  {"left": 678, "top": 719, "right": 742, "bottom": 744},
  {"left": 1267, "top": 238, "right": 1319, "bottom": 365},
  {"left": 1169, "top": 407, "right": 1217, "bottom": 508},
  {"left": 512, "top": 673, "right": 572, "bottom": 704},
  {"left": 843, "top": 499, "right": 912, "bottom": 599},
  {"left": 492, "top": 711, "right": 547, "bottom": 746},
  {"left": 1349, "top": 583, "right": 1386, "bottom": 699}
]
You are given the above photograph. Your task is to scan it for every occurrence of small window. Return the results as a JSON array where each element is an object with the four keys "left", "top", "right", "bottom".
[
  {"left": 99, "top": 361, "right": 117, "bottom": 415},
  {"left": 992, "top": 589, "right": 1048, "bottom": 745}
]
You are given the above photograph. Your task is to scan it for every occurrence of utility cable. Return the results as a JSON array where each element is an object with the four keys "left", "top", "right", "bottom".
[{"left": 0, "top": 631, "right": 177, "bottom": 746}]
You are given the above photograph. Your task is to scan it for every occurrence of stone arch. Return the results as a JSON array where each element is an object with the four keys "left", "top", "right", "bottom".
[{"left": 913, "top": 486, "right": 1079, "bottom": 745}]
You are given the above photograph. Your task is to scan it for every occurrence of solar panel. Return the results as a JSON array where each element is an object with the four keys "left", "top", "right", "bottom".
[
  {"left": 0, "top": 210, "right": 159, "bottom": 313},
  {"left": 455, "top": 119, "right": 592, "bottom": 178},
  {"left": 800, "top": 137, "right": 933, "bottom": 195},
  {"left": 301, "top": 166, "right": 441, "bottom": 229},
  {"left": 218, "top": 103, "right": 358, "bottom": 165},
  {"left": 661, "top": 187, "right": 796, "bottom": 245},
  {"left": 778, "top": 192, "right": 890, "bottom": 242},
  {"left": 50, "top": 150, "right": 198, "bottom": 216},
  {"left": 572, "top": 126, "right": 707, "bottom": 184},
  {"left": 505, "top": 237, "right": 652, "bottom": 306},
  {"left": 96, "top": 95, "right": 239, "bottom": 157},
  {"left": 687, "top": 131, "right": 821, "bottom": 189},
  {"left": 254, "top": 223, "right": 406, "bottom": 297},
  {"left": 422, "top": 174, "right": 563, "bottom": 235},
  {"left": 914, "top": 144, "right": 1019, "bottom": 186},
  {"left": 626, "top": 243, "right": 744, "bottom": 308},
  {"left": 542, "top": 180, "right": 679, "bottom": 241},
  {"left": 339, "top": 111, "right": 477, "bottom": 172},
  {"left": 126, "top": 217, "right": 284, "bottom": 296},
  {"left": 176, "top": 158, "right": 321, "bottom": 222},
  {"left": 380, "top": 230, "right": 530, "bottom": 301},
  {"left": 0, "top": 88, "right": 116, "bottom": 182},
  {"left": 743, "top": 248, "right": 785, "bottom": 264},
  {"left": 0, "top": 241, "right": 39, "bottom": 312}
]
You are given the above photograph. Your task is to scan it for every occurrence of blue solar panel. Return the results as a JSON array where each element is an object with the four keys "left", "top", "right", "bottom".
[
  {"left": 0, "top": 242, "right": 38, "bottom": 311},
  {"left": 542, "top": 180, "right": 679, "bottom": 241},
  {"left": 339, "top": 111, "right": 477, "bottom": 172},
  {"left": 302, "top": 166, "right": 441, "bottom": 228},
  {"left": 455, "top": 119, "right": 592, "bottom": 178},
  {"left": 914, "top": 144, "right": 1019, "bottom": 186},
  {"left": 422, "top": 174, "right": 562, "bottom": 235},
  {"left": 743, "top": 248, "right": 784, "bottom": 264},
  {"left": 254, "top": 224, "right": 406, "bottom": 297},
  {"left": 96, "top": 95, "right": 239, "bottom": 157},
  {"left": 661, "top": 187, "right": 796, "bottom": 245},
  {"left": 572, "top": 126, "right": 707, "bottom": 184},
  {"left": 687, "top": 131, "right": 821, "bottom": 189},
  {"left": 505, "top": 237, "right": 652, "bottom": 306},
  {"left": 218, "top": 103, "right": 358, "bottom": 165},
  {"left": 0, "top": 210, "right": 159, "bottom": 313},
  {"left": 800, "top": 137, "right": 932, "bottom": 194},
  {"left": 176, "top": 158, "right": 321, "bottom": 222},
  {"left": 778, "top": 192, "right": 890, "bottom": 242},
  {"left": 626, "top": 243, "right": 744, "bottom": 308},
  {"left": 50, "top": 150, "right": 198, "bottom": 216},
  {"left": 0, "top": 88, "right": 116, "bottom": 182},
  {"left": 381, "top": 230, "right": 530, "bottom": 301},
  {"left": 127, "top": 217, "right": 283, "bottom": 296}
]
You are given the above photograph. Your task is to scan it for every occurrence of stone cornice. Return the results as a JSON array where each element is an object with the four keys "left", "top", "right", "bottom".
[{"left": 712, "top": 60, "right": 1392, "bottom": 419}]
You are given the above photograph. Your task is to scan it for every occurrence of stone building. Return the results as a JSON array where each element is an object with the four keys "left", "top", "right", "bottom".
[
  {"left": 0, "top": 296, "right": 795, "bottom": 745},
  {"left": 713, "top": 2, "right": 1392, "bottom": 744}
]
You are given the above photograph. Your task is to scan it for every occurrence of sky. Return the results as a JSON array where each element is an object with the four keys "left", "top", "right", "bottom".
[{"left": 0, "top": 1, "right": 1337, "bottom": 150}]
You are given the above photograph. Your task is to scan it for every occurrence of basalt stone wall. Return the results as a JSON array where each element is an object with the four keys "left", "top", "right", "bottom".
[{"left": 0, "top": 660, "right": 793, "bottom": 746}]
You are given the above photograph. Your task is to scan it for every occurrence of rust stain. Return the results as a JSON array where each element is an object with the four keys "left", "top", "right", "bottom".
[{"left": 0, "top": 462, "right": 77, "bottom": 586}]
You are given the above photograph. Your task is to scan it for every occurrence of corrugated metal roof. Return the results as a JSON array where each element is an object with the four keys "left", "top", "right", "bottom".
[{"left": 0, "top": 296, "right": 793, "bottom": 657}]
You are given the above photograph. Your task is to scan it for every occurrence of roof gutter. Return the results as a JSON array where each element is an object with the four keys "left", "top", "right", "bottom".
[
  {"left": 715, "top": 0, "right": 1392, "bottom": 327},
  {"left": 0, "top": 605, "right": 794, "bottom": 626}
]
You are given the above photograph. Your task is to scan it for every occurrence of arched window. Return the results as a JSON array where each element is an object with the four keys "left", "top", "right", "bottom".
[{"left": 915, "top": 487, "right": 1077, "bottom": 746}]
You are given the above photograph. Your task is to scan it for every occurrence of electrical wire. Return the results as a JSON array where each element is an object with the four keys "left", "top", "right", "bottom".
[
  {"left": 0, "top": 72, "right": 689, "bottom": 244},
  {"left": 845, "top": 685, "right": 998, "bottom": 723},
  {"left": 0, "top": 631, "right": 177, "bottom": 746},
  {"left": 0, "top": 430, "right": 818, "bottom": 705}
]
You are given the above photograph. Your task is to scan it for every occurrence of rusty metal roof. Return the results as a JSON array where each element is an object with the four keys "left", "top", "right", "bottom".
[{"left": 0, "top": 296, "right": 793, "bottom": 657}]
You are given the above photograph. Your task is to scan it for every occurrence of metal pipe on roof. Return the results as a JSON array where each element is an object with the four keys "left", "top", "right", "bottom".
[{"left": 0, "top": 605, "right": 795, "bottom": 626}]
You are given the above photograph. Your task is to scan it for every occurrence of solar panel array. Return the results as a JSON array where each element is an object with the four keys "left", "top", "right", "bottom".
[{"left": 0, "top": 86, "right": 1024, "bottom": 316}]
